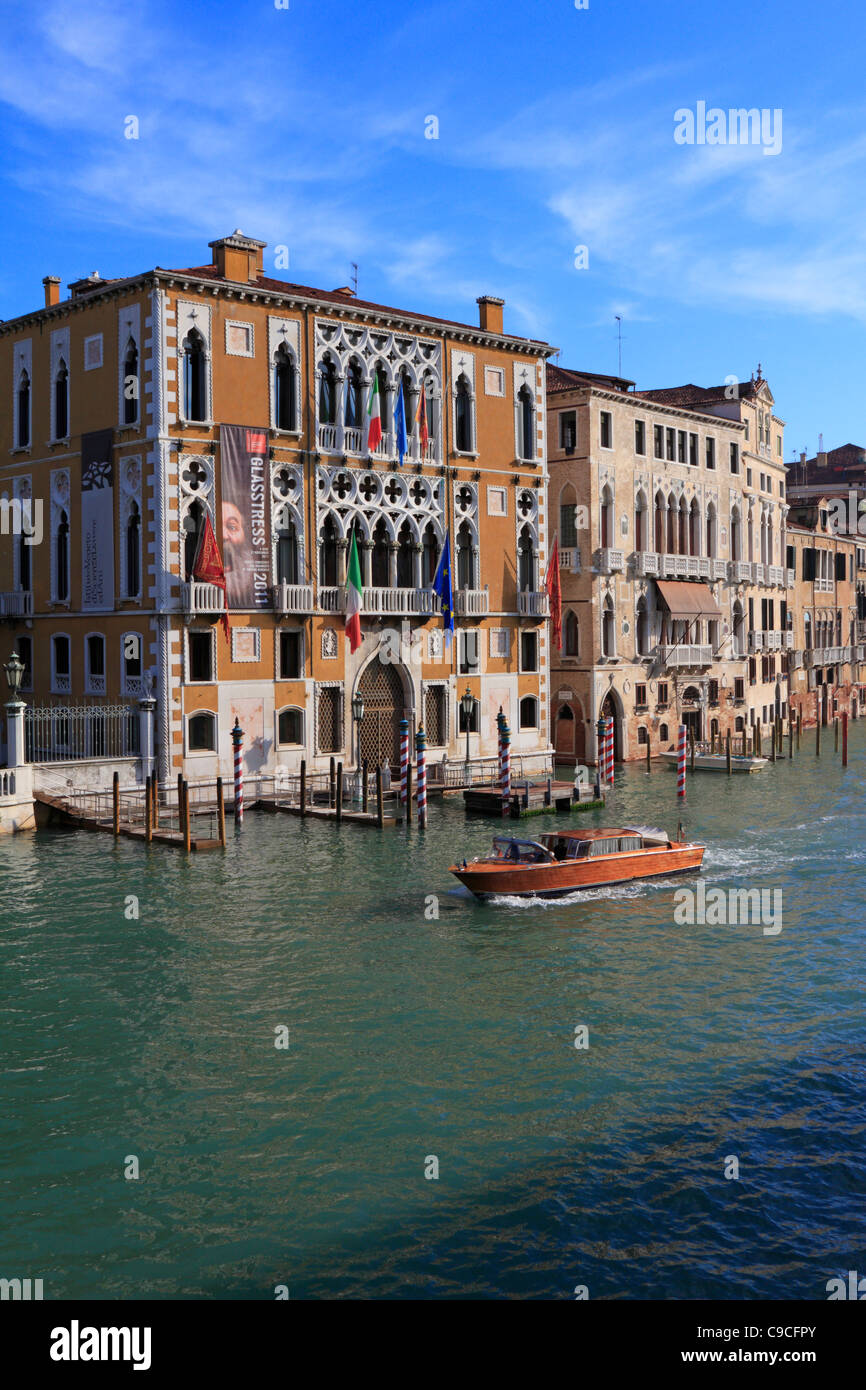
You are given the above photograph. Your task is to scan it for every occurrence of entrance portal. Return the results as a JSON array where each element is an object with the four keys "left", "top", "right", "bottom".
[
  {"left": 357, "top": 658, "right": 407, "bottom": 773},
  {"left": 682, "top": 686, "right": 702, "bottom": 742},
  {"left": 599, "top": 692, "right": 622, "bottom": 763}
]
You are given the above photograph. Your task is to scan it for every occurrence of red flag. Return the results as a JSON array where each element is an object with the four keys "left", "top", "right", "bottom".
[
  {"left": 545, "top": 535, "right": 562, "bottom": 652},
  {"left": 193, "top": 513, "right": 229, "bottom": 642},
  {"left": 415, "top": 387, "right": 429, "bottom": 456}
]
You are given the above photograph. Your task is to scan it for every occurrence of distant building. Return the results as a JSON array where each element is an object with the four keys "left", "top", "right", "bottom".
[
  {"left": 0, "top": 232, "right": 555, "bottom": 784},
  {"left": 548, "top": 365, "right": 793, "bottom": 762}
]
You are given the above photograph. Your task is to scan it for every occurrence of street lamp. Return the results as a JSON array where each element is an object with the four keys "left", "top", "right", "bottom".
[
  {"left": 460, "top": 684, "right": 474, "bottom": 782},
  {"left": 4, "top": 652, "right": 24, "bottom": 697},
  {"left": 351, "top": 692, "right": 365, "bottom": 780}
]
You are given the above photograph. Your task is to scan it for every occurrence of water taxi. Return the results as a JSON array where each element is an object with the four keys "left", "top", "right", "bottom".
[
  {"left": 450, "top": 826, "right": 705, "bottom": 900},
  {"left": 660, "top": 749, "right": 768, "bottom": 773}
]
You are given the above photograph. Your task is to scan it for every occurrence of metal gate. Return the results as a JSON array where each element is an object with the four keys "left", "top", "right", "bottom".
[{"left": 358, "top": 659, "right": 405, "bottom": 772}]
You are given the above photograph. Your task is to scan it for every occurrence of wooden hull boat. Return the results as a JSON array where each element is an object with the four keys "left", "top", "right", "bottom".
[
  {"left": 660, "top": 751, "right": 768, "bottom": 773},
  {"left": 450, "top": 826, "right": 705, "bottom": 900}
]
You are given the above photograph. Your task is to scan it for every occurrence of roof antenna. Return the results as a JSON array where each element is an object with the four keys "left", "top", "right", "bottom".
[
  {"left": 615, "top": 315, "right": 624, "bottom": 377},
  {"left": 351, "top": 262, "right": 358, "bottom": 297}
]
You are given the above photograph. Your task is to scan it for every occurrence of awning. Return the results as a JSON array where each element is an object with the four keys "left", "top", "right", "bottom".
[{"left": 655, "top": 580, "right": 722, "bottom": 620}]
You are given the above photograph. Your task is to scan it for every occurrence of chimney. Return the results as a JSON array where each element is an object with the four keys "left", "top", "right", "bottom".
[
  {"left": 43, "top": 275, "right": 61, "bottom": 308},
  {"left": 477, "top": 295, "right": 505, "bottom": 334},
  {"left": 208, "top": 229, "right": 266, "bottom": 284}
]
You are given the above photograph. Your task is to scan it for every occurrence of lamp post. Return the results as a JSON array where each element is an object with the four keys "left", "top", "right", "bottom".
[
  {"left": 4, "top": 652, "right": 26, "bottom": 768},
  {"left": 351, "top": 692, "right": 365, "bottom": 784},
  {"left": 461, "top": 684, "right": 474, "bottom": 784}
]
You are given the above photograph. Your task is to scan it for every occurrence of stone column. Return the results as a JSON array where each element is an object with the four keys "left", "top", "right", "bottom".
[
  {"left": 360, "top": 540, "right": 372, "bottom": 588},
  {"left": 138, "top": 697, "right": 156, "bottom": 781},
  {"left": 4, "top": 701, "right": 25, "bottom": 768},
  {"left": 337, "top": 539, "right": 348, "bottom": 588},
  {"left": 388, "top": 543, "right": 399, "bottom": 589},
  {"left": 412, "top": 544, "right": 423, "bottom": 589}
]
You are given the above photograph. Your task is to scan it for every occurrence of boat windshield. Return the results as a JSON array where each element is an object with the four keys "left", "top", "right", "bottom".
[{"left": 491, "top": 838, "right": 552, "bottom": 864}]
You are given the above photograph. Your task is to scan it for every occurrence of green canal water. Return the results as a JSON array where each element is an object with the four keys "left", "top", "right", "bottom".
[{"left": 2, "top": 729, "right": 865, "bottom": 1299}]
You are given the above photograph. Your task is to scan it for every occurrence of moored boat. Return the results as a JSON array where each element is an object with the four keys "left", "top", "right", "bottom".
[
  {"left": 450, "top": 826, "right": 705, "bottom": 900},
  {"left": 659, "top": 749, "right": 768, "bottom": 773}
]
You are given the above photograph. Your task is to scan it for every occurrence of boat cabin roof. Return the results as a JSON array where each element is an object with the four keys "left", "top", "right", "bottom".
[{"left": 537, "top": 827, "right": 667, "bottom": 843}]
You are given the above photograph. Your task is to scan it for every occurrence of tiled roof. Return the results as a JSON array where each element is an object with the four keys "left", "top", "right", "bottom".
[
  {"left": 636, "top": 379, "right": 763, "bottom": 406},
  {"left": 546, "top": 363, "right": 635, "bottom": 393},
  {"left": 797, "top": 443, "right": 866, "bottom": 476},
  {"left": 158, "top": 264, "right": 551, "bottom": 347}
]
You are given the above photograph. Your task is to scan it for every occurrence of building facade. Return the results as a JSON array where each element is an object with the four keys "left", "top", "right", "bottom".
[
  {"left": 0, "top": 232, "right": 555, "bottom": 784},
  {"left": 785, "top": 500, "right": 864, "bottom": 726},
  {"left": 548, "top": 366, "right": 792, "bottom": 763}
]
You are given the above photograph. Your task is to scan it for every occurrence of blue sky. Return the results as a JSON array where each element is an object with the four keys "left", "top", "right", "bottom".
[{"left": 1, "top": 0, "right": 864, "bottom": 456}]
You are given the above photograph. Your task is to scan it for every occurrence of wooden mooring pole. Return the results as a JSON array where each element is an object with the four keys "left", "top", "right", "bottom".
[
  {"left": 145, "top": 775, "right": 152, "bottom": 844},
  {"left": 843, "top": 710, "right": 849, "bottom": 767},
  {"left": 689, "top": 726, "right": 696, "bottom": 773},
  {"left": 362, "top": 759, "right": 369, "bottom": 814},
  {"left": 152, "top": 771, "right": 159, "bottom": 829},
  {"left": 375, "top": 766, "right": 384, "bottom": 828},
  {"left": 299, "top": 759, "right": 307, "bottom": 819},
  {"left": 797, "top": 709, "right": 802, "bottom": 749},
  {"left": 405, "top": 761, "right": 413, "bottom": 824},
  {"left": 770, "top": 721, "right": 776, "bottom": 762},
  {"left": 816, "top": 715, "right": 821, "bottom": 757},
  {"left": 177, "top": 772, "right": 184, "bottom": 832},
  {"left": 335, "top": 762, "right": 343, "bottom": 824},
  {"left": 835, "top": 717, "right": 839, "bottom": 753},
  {"left": 329, "top": 756, "right": 336, "bottom": 808},
  {"left": 646, "top": 731, "right": 651, "bottom": 771},
  {"left": 182, "top": 780, "right": 191, "bottom": 854},
  {"left": 216, "top": 777, "right": 226, "bottom": 848},
  {"left": 725, "top": 728, "right": 732, "bottom": 774},
  {"left": 788, "top": 719, "right": 793, "bottom": 758},
  {"left": 112, "top": 771, "right": 120, "bottom": 837}
]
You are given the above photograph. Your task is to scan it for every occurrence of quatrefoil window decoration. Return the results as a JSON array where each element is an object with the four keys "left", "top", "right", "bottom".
[
  {"left": 384, "top": 477, "right": 402, "bottom": 505},
  {"left": 274, "top": 468, "right": 295, "bottom": 500},
  {"left": 332, "top": 472, "right": 351, "bottom": 500},
  {"left": 456, "top": 485, "right": 474, "bottom": 513},
  {"left": 517, "top": 490, "right": 535, "bottom": 518},
  {"left": 182, "top": 460, "right": 208, "bottom": 491},
  {"left": 409, "top": 480, "right": 427, "bottom": 506},
  {"left": 358, "top": 475, "right": 378, "bottom": 503}
]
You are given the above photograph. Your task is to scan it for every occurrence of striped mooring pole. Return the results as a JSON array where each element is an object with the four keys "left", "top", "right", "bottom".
[
  {"left": 677, "top": 723, "right": 687, "bottom": 799},
  {"left": 606, "top": 717, "right": 615, "bottom": 785},
  {"left": 415, "top": 725, "right": 427, "bottom": 829},
  {"left": 500, "top": 713, "right": 512, "bottom": 810},
  {"left": 399, "top": 717, "right": 409, "bottom": 806},
  {"left": 232, "top": 718, "right": 244, "bottom": 827}
]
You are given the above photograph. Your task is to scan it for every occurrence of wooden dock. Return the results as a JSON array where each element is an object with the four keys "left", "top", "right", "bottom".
[{"left": 463, "top": 779, "right": 604, "bottom": 819}]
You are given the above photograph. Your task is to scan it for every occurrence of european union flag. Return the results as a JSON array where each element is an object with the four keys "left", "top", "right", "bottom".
[
  {"left": 431, "top": 534, "right": 454, "bottom": 650},
  {"left": 394, "top": 380, "right": 408, "bottom": 467}
]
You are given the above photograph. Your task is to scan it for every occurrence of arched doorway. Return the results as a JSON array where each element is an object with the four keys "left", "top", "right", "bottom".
[
  {"left": 357, "top": 658, "right": 407, "bottom": 773},
  {"left": 599, "top": 691, "right": 622, "bottom": 763},
  {"left": 682, "top": 686, "right": 702, "bottom": 742},
  {"left": 554, "top": 702, "right": 575, "bottom": 760}
]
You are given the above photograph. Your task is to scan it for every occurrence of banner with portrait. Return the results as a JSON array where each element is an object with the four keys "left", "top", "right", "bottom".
[{"left": 219, "top": 424, "right": 271, "bottom": 610}]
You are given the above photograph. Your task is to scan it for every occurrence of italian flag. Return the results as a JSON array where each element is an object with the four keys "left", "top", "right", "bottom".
[
  {"left": 345, "top": 529, "right": 363, "bottom": 653},
  {"left": 367, "top": 375, "right": 382, "bottom": 451}
]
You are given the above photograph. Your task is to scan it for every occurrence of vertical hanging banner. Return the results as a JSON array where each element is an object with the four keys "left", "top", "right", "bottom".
[
  {"left": 219, "top": 425, "right": 271, "bottom": 610},
  {"left": 81, "top": 429, "right": 115, "bottom": 610}
]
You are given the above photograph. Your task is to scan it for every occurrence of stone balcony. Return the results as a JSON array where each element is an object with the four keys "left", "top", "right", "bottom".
[
  {"left": 518, "top": 590, "right": 550, "bottom": 617},
  {"left": 596, "top": 547, "right": 624, "bottom": 573},
  {"left": 0, "top": 590, "right": 33, "bottom": 618},
  {"left": 317, "top": 586, "right": 440, "bottom": 617},
  {"left": 728, "top": 561, "right": 753, "bottom": 583},
  {"left": 182, "top": 581, "right": 226, "bottom": 616},
  {"left": 559, "top": 547, "right": 581, "bottom": 573},
  {"left": 454, "top": 588, "right": 490, "bottom": 617},
  {"left": 272, "top": 582, "right": 315, "bottom": 615}
]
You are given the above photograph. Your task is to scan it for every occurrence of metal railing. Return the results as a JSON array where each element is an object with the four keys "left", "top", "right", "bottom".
[
  {"left": 659, "top": 644, "right": 712, "bottom": 669},
  {"left": 25, "top": 703, "right": 140, "bottom": 762}
]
